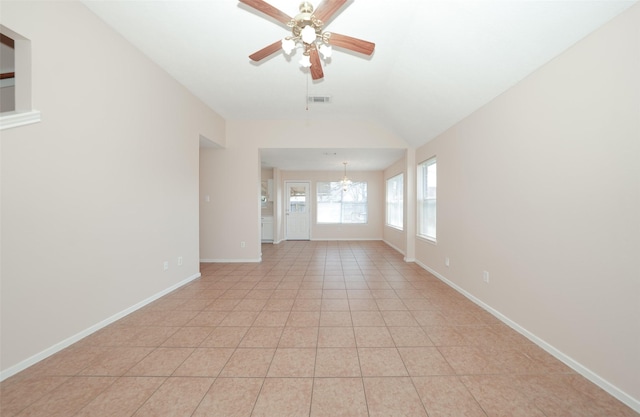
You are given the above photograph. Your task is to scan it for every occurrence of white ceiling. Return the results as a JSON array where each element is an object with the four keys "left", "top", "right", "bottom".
[{"left": 83, "top": 0, "right": 636, "bottom": 171}]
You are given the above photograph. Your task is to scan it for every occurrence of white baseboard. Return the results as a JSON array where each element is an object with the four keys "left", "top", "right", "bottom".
[
  {"left": 414, "top": 260, "right": 640, "bottom": 414},
  {"left": 382, "top": 239, "right": 405, "bottom": 256},
  {"left": 200, "top": 258, "right": 261, "bottom": 263},
  {"left": 381, "top": 240, "right": 415, "bottom": 262},
  {"left": 310, "top": 238, "right": 383, "bottom": 242},
  {"left": 270, "top": 238, "right": 382, "bottom": 244},
  {"left": 0, "top": 272, "right": 201, "bottom": 382}
]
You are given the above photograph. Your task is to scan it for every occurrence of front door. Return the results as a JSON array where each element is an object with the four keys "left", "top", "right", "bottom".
[{"left": 285, "top": 182, "right": 310, "bottom": 240}]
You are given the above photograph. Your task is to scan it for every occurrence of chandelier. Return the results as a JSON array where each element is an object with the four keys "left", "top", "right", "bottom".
[
  {"left": 341, "top": 162, "right": 352, "bottom": 191},
  {"left": 281, "top": 2, "right": 333, "bottom": 69}
]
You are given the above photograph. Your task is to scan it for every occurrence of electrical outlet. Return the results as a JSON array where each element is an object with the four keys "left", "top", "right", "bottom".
[
  {"left": 177, "top": 256, "right": 183, "bottom": 266},
  {"left": 163, "top": 261, "right": 169, "bottom": 271},
  {"left": 240, "top": 241, "right": 246, "bottom": 248},
  {"left": 483, "top": 271, "right": 490, "bottom": 283},
  {"left": 445, "top": 257, "right": 450, "bottom": 267}
]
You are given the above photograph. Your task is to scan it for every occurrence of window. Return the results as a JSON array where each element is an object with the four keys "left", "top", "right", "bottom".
[
  {"left": 386, "top": 173, "right": 403, "bottom": 230},
  {"left": 417, "top": 157, "right": 437, "bottom": 240},
  {"left": 317, "top": 181, "right": 367, "bottom": 224}
]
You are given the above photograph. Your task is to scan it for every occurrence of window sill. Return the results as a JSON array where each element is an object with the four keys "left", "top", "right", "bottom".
[
  {"left": 0, "top": 110, "right": 41, "bottom": 131},
  {"left": 385, "top": 224, "right": 404, "bottom": 232},
  {"left": 417, "top": 235, "right": 437, "bottom": 245}
]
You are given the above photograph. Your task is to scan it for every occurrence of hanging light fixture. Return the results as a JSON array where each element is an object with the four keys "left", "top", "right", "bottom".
[
  {"left": 341, "top": 162, "right": 352, "bottom": 191},
  {"left": 281, "top": 2, "right": 333, "bottom": 70}
]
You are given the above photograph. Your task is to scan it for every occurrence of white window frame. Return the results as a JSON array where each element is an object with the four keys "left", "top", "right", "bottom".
[
  {"left": 385, "top": 173, "right": 403, "bottom": 230},
  {"left": 417, "top": 157, "right": 437, "bottom": 242},
  {"left": 316, "top": 181, "right": 368, "bottom": 224}
]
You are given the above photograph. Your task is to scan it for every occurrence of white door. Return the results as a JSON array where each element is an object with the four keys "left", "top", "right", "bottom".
[{"left": 285, "top": 182, "right": 310, "bottom": 240}]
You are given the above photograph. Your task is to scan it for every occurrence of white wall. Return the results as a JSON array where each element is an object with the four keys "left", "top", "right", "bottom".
[
  {"left": 0, "top": 1, "right": 225, "bottom": 376},
  {"left": 414, "top": 3, "right": 640, "bottom": 407},
  {"left": 199, "top": 119, "right": 409, "bottom": 261}
]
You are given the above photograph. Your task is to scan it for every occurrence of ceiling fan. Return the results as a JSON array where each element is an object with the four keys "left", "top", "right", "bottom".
[{"left": 239, "top": 0, "right": 375, "bottom": 80}]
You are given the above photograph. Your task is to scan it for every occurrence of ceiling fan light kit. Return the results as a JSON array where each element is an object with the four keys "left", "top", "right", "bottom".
[{"left": 240, "top": 0, "right": 375, "bottom": 80}]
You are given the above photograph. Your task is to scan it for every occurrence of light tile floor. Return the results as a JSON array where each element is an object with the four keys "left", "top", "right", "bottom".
[{"left": 1, "top": 241, "right": 637, "bottom": 416}]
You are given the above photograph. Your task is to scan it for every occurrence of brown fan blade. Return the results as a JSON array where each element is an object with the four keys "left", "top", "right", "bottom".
[
  {"left": 239, "top": 0, "right": 292, "bottom": 25},
  {"left": 327, "top": 32, "right": 375, "bottom": 55},
  {"left": 249, "top": 40, "right": 282, "bottom": 61},
  {"left": 313, "top": 0, "right": 348, "bottom": 23},
  {"left": 309, "top": 48, "right": 324, "bottom": 80}
]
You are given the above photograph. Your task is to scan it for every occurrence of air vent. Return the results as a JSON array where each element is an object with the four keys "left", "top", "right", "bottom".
[{"left": 307, "top": 96, "right": 332, "bottom": 103}]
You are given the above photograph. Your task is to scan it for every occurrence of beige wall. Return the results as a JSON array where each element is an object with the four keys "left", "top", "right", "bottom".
[
  {"left": 414, "top": 3, "right": 639, "bottom": 405},
  {"left": 0, "top": 1, "right": 225, "bottom": 376},
  {"left": 200, "top": 144, "right": 262, "bottom": 262}
]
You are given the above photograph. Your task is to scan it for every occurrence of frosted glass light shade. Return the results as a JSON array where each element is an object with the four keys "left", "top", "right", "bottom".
[
  {"left": 299, "top": 54, "right": 311, "bottom": 68},
  {"left": 282, "top": 38, "right": 296, "bottom": 55},
  {"left": 319, "top": 44, "right": 332, "bottom": 59},
  {"left": 301, "top": 25, "right": 316, "bottom": 44}
]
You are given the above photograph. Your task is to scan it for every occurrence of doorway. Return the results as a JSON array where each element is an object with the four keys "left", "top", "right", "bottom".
[{"left": 285, "top": 181, "right": 310, "bottom": 240}]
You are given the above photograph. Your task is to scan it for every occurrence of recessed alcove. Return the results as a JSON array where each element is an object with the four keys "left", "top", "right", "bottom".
[{"left": 0, "top": 24, "right": 40, "bottom": 130}]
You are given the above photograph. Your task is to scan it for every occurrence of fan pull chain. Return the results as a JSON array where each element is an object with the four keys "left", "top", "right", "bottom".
[{"left": 305, "top": 72, "right": 309, "bottom": 111}]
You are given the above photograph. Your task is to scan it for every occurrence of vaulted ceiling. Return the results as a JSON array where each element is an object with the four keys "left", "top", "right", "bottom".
[{"left": 83, "top": 0, "right": 636, "bottom": 169}]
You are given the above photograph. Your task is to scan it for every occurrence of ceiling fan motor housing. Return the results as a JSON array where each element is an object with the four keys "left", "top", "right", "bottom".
[
  {"left": 299, "top": 2, "right": 313, "bottom": 14},
  {"left": 291, "top": 2, "right": 324, "bottom": 46}
]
